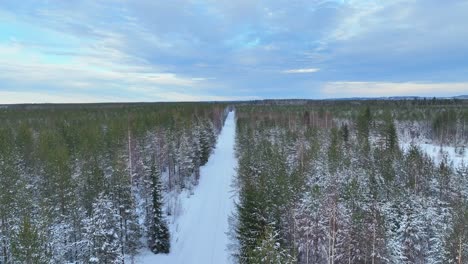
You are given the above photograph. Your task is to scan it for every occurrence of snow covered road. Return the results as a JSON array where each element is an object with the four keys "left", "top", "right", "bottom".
[{"left": 138, "top": 111, "right": 237, "bottom": 264}]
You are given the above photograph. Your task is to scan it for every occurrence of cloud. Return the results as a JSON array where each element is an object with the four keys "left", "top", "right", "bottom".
[
  {"left": 0, "top": 39, "right": 209, "bottom": 99},
  {"left": 312, "top": 0, "right": 468, "bottom": 80},
  {"left": 145, "top": 92, "right": 260, "bottom": 102},
  {"left": 283, "top": 68, "right": 320, "bottom": 74},
  {"left": 0, "top": 0, "right": 467, "bottom": 102},
  {"left": 0, "top": 90, "right": 259, "bottom": 104},
  {"left": 0, "top": 91, "right": 122, "bottom": 104},
  {"left": 321, "top": 81, "right": 468, "bottom": 98}
]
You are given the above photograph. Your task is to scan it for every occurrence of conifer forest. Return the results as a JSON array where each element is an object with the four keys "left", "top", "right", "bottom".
[{"left": 0, "top": 99, "right": 467, "bottom": 264}]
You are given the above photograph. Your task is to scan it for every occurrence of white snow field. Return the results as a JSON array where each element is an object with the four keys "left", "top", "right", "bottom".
[
  {"left": 401, "top": 143, "right": 467, "bottom": 168},
  {"left": 137, "top": 111, "right": 237, "bottom": 264}
]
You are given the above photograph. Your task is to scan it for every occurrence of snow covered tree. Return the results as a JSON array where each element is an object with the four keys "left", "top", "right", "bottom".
[
  {"left": 110, "top": 157, "right": 142, "bottom": 259},
  {"left": 86, "top": 195, "right": 123, "bottom": 264},
  {"left": 11, "top": 216, "right": 47, "bottom": 264},
  {"left": 249, "top": 225, "right": 295, "bottom": 264},
  {"left": 295, "top": 185, "right": 327, "bottom": 264},
  {"left": 177, "top": 131, "right": 195, "bottom": 189},
  {"left": 445, "top": 200, "right": 468, "bottom": 264},
  {"left": 199, "top": 121, "right": 216, "bottom": 166},
  {"left": 385, "top": 195, "right": 429, "bottom": 263},
  {"left": 117, "top": 193, "right": 141, "bottom": 260},
  {"left": 425, "top": 199, "right": 452, "bottom": 264},
  {"left": 63, "top": 207, "right": 89, "bottom": 263},
  {"left": 149, "top": 161, "right": 170, "bottom": 254}
]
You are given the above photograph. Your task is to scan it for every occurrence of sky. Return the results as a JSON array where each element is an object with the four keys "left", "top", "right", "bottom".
[{"left": 0, "top": 0, "right": 468, "bottom": 103}]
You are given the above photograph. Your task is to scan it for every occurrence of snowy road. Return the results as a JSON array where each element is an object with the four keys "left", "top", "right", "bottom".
[{"left": 138, "top": 111, "right": 237, "bottom": 264}]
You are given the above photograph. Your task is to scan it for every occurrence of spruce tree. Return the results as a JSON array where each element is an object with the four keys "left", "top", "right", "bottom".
[
  {"left": 87, "top": 194, "right": 123, "bottom": 264},
  {"left": 382, "top": 111, "right": 398, "bottom": 152},
  {"left": 149, "top": 161, "right": 170, "bottom": 254},
  {"left": 249, "top": 225, "right": 294, "bottom": 264},
  {"left": 356, "top": 106, "right": 372, "bottom": 154},
  {"left": 341, "top": 123, "right": 349, "bottom": 144},
  {"left": 236, "top": 182, "right": 267, "bottom": 263}
]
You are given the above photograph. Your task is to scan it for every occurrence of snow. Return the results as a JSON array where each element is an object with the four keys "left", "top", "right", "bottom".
[
  {"left": 137, "top": 111, "right": 237, "bottom": 264},
  {"left": 400, "top": 142, "right": 467, "bottom": 168}
]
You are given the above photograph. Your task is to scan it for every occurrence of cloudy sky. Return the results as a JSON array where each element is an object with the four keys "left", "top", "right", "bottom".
[{"left": 1, "top": 0, "right": 467, "bottom": 103}]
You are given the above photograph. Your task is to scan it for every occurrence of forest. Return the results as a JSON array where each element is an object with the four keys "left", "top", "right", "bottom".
[
  {"left": 0, "top": 99, "right": 467, "bottom": 263},
  {"left": 0, "top": 103, "right": 227, "bottom": 263},
  {"left": 232, "top": 99, "right": 468, "bottom": 263}
]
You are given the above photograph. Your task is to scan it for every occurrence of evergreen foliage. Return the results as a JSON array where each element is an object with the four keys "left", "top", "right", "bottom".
[{"left": 149, "top": 161, "right": 170, "bottom": 254}]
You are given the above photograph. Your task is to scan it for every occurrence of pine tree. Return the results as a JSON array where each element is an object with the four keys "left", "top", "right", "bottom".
[{"left": 149, "top": 161, "right": 170, "bottom": 254}]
